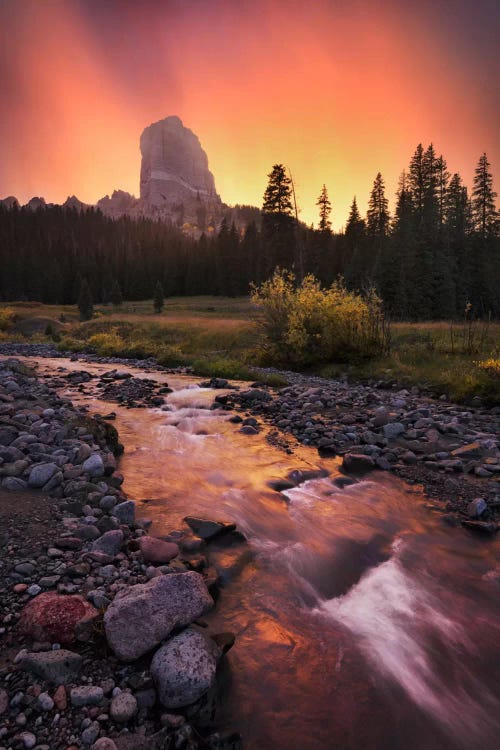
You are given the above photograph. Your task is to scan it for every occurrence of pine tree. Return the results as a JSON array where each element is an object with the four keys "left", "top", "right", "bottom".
[
  {"left": 262, "top": 164, "right": 295, "bottom": 273},
  {"left": 153, "top": 281, "right": 164, "bottom": 313},
  {"left": 111, "top": 280, "right": 123, "bottom": 306},
  {"left": 262, "top": 165, "right": 294, "bottom": 215},
  {"left": 316, "top": 184, "right": 332, "bottom": 233},
  {"left": 78, "top": 278, "right": 93, "bottom": 321},
  {"left": 344, "top": 197, "right": 367, "bottom": 288},
  {"left": 436, "top": 155, "right": 450, "bottom": 227},
  {"left": 408, "top": 144, "right": 426, "bottom": 220},
  {"left": 472, "top": 153, "right": 498, "bottom": 236},
  {"left": 367, "top": 173, "right": 390, "bottom": 237}
]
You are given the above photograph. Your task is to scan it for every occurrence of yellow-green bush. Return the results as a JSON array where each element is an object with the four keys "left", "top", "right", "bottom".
[
  {"left": 475, "top": 358, "right": 500, "bottom": 379},
  {"left": 251, "top": 270, "right": 389, "bottom": 366},
  {"left": 0, "top": 307, "right": 16, "bottom": 331}
]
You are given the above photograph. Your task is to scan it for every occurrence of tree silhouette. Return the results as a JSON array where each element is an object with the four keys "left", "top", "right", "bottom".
[
  {"left": 316, "top": 184, "right": 332, "bottom": 233},
  {"left": 78, "top": 279, "right": 93, "bottom": 321}
]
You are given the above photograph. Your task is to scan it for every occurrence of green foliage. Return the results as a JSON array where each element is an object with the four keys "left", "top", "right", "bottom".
[
  {"left": 0, "top": 307, "right": 16, "bottom": 331},
  {"left": 251, "top": 270, "right": 389, "bottom": 367}
]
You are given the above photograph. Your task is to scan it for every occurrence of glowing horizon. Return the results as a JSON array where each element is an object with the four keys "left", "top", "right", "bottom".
[{"left": 0, "top": 0, "right": 498, "bottom": 229}]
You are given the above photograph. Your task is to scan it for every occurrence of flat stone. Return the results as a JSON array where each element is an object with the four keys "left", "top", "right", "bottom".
[
  {"left": 19, "top": 649, "right": 83, "bottom": 685},
  {"left": 71, "top": 686, "right": 104, "bottom": 707},
  {"left": 342, "top": 453, "right": 375, "bottom": 473},
  {"left": 28, "top": 462, "right": 58, "bottom": 488},
  {"left": 183, "top": 517, "right": 236, "bottom": 540}
]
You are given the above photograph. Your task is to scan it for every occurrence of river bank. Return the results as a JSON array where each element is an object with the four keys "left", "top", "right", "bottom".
[{"left": 0, "top": 357, "right": 242, "bottom": 750}]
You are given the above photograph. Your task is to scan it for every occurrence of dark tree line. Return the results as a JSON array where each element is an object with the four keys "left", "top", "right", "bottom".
[{"left": 0, "top": 146, "right": 498, "bottom": 319}]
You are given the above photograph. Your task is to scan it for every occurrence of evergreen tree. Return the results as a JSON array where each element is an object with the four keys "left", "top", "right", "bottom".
[
  {"left": 344, "top": 197, "right": 367, "bottom": 288},
  {"left": 262, "top": 164, "right": 294, "bottom": 215},
  {"left": 153, "top": 281, "right": 164, "bottom": 313},
  {"left": 262, "top": 164, "right": 295, "bottom": 273},
  {"left": 367, "top": 173, "right": 390, "bottom": 237},
  {"left": 472, "top": 153, "right": 498, "bottom": 236},
  {"left": 408, "top": 144, "right": 426, "bottom": 221},
  {"left": 316, "top": 184, "right": 332, "bottom": 233},
  {"left": 111, "top": 280, "right": 123, "bottom": 306},
  {"left": 78, "top": 278, "right": 93, "bottom": 321},
  {"left": 436, "top": 155, "right": 450, "bottom": 227}
]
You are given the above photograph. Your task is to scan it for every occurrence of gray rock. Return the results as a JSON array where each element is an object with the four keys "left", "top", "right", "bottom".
[
  {"left": 109, "top": 691, "right": 138, "bottom": 723},
  {"left": 100, "top": 495, "right": 117, "bottom": 511},
  {"left": 70, "top": 686, "right": 104, "bottom": 707},
  {"left": 92, "top": 529, "right": 124, "bottom": 556},
  {"left": 82, "top": 453, "right": 105, "bottom": 478},
  {"left": 15, "top": 732, "right": 36, "bottom": 749},
  {"left": 27, "top": 462, "right": 58, "bottom": 488},
  {"left": 36, "top": 692, "right": 54, "bottom": 711},
  {"left": 151, "top": 627, "right": 220, "bottom": 708},
  {"left": 81, "top": 721, "right": 100, "bottom": 746},
  {"left": 2, "top": 476, "right": 28, "bottom": 491},
  {"left": 112, "top": 500, "right": 135, "bottom": 525},
  {"left": 19, "top": 649, "right": 83, "bottom": 685},
  {"left": 467, "top": 498, "right": 487, "bottom": 518},
  {"left": 104, "top": 571, "right": 213, "bottom": 661},
  {"left": 382, "top": 423, "right": 406, "bottom": 440}
]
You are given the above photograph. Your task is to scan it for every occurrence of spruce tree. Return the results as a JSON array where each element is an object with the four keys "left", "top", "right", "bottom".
[
  {"left": 262, "top": 164, "right": 295, "bottom": 273},
  {"left": 111, "top": 280, "right": 123, "bottom": 306},
  {"left": 344, "top": 197, "right": 367, "bottom": 288},
  {"left": 153, "top": 281, "right": 164, "bottom": 313},
  {"left": 367, "top": 173, "right": 390, "bottom": 237},
  {"left": 78, "top": 279, "right": 93, "bottom": 321},
  {"left": 472, "top": 153, "right": 498, "bottom": 236},
  {"left": 316, "top": 184, "right": 332, "bottom": 233}
]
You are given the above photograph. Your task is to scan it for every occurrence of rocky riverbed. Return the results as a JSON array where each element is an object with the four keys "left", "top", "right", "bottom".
[
  {"left": 0, "top": 357, "right": 242, "bottom": 750},
  {"left": 220, "top": 377, "right": 500, "bottom": 529}
]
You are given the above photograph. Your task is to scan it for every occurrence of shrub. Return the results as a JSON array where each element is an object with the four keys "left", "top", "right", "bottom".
[
  {"left": 251, "top": 270, "right": 389, "bottom": 367},
  {"left": 475, "top": 358, "right": 500, "bottom": 379},
  {"left": 0, "top": 307, "right": 16, "bottom": 331}
]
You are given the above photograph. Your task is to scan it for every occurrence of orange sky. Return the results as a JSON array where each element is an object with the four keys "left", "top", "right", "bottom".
[{"left": 0, "top": 0, "right": 498, "bottom": 228}]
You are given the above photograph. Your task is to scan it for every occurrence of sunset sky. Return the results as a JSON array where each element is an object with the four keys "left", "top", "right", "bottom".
[{"left": 0, "top": 0, "right": 498, "bottom": 228}]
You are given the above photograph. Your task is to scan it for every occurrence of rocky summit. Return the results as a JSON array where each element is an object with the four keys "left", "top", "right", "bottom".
[{"left": 98, "top": 116, "right": 224, "bottom": 230}]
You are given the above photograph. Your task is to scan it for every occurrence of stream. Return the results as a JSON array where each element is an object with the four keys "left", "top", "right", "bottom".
[{"left": 31, "top": 358, "right": 500, "bottom": 749}]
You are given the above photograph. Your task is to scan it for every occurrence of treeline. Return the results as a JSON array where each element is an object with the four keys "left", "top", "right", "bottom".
[{"left": 0, "top": 145, "right": 498, "bottom": 319}]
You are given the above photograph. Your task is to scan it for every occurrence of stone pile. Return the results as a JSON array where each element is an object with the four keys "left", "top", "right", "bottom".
[{"left": 0, "top": 358, "right": 241, "bottom": 749}]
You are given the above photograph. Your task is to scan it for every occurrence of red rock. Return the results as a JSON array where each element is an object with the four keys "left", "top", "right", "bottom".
[
  {"left": 18, "top": 593, "right": 99, "bottom": 644},
  {"left": 14, "top": 583, "right": 28, "bottom": 593},
  {"left": 53, "top": 685, "right": 67, "bottom": 711},
  {"left": 138, "top": 536, "right": 179, "bottom": 564}
]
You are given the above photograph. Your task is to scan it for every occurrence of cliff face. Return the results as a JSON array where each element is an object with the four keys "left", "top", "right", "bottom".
[
  {"left": 140, "top": 116, "right": 219, "bottom": 207},
  {"left": 98, "top": 116, "right": 224, "bottom": 232}
]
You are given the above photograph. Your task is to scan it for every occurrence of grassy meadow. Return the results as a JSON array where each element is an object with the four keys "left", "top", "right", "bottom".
[{"left": 1, "top": 297, "right": 499, "bottom": 403}]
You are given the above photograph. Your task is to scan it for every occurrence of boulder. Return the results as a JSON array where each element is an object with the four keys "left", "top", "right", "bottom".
[
  {"left": 82, "top": 453, "right": 105, "bottom": 478},
  {"left": 104, "top": 572, "right": 213, "bottom": 661},
  {"left": 28, "top": 462, "right": 58, "bottom": 488},
  {"left": 184, "top": 517, "right": 236, "bottom": 540},
  {"left": 19, "top": 649, "right": 83, "bottom": 685},
  {"left": 382, "top": 422, "right": 406, "bottom": 440},
  {"left": 342, "top": 454, "right": 376, "bottom": 474},
  {"left": 110, "top": 691, "right": 138, "bottom": 723},
  {"left": 18, "top": 592, "right": 99, "bottom": 643},
  {"left": 151, "top": 628, "right": 220, "bottom": 708},
  {"left": 138, "top": 536, "right": 179, "bottom": 564},
  {"left": 112, "top": 500, "right": 135, "bottom": 525},
  {"left": 92, "top": 529, "right": 124, "bottom": 557}
]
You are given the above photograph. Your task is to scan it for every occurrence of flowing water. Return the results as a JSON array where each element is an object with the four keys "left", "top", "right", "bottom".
[{"left": 31, "top": 358, "right": 500, "bottom": 749}]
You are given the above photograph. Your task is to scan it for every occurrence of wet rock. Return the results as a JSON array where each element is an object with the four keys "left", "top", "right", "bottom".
[
  {"left": 151, "top": 627, "right": 221, "bottom": 708},
  {"left": 18, "top": 592, "right": 100, "bottom": 643},
  {"left": 239, "top": 425, "right": 259, "bottom": 435},
  {"left": 138, "top": 536, "right": 179, "bottom": 564},
  {"left": 342, "top": 453, "right": 375, "bottom": 473},
  {"left": 467, "top": 498, "right": 487, "bottom": 518},
  {"left": 461, "top": 520, "right": 498, "bottom": 534},
  {"left": 110, "top": 691, "right": 138, "bottom": 723},
  {"left": 104, "top": 571, "right": 213, "bottom": 661},
  {"left": 19, "top": 649, "right": 83, "bottom": 685},
  {"left": 184, "top": 517, "right": 236, "bottom": 540}
]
